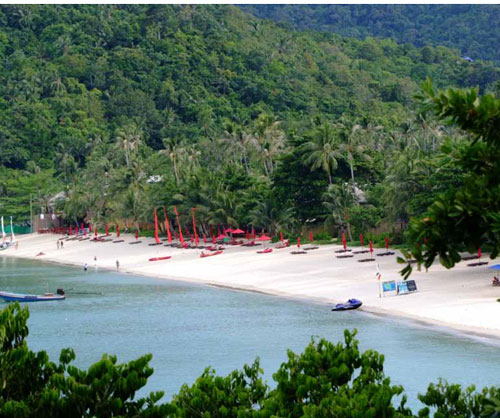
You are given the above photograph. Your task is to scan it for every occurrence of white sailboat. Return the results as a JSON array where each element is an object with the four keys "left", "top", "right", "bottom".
[
  {"left": 9, "top": 216, "right": 16, "bottom": 245},
  {"left": 1, "top": 216, "right": 5, "bottom": 242}
]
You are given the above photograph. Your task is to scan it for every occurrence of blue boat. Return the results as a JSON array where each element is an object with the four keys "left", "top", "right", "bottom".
[
  {"left": 331, "top": 298, "right": 362, "bottom": 311},
  {"left": 0, "top": 289, "right": 66, "bottom": 302}
]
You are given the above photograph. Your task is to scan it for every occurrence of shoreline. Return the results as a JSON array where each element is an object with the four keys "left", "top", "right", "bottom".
[{"left": 3, "top": 233, "right": 500, "bottom": 341}]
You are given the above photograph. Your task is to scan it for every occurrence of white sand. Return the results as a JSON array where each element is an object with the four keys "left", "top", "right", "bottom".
[{"left": 4, "top": 233, "right": 500, "bottom": 338}]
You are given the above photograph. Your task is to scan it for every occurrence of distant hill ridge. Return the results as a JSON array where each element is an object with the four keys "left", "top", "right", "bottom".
[{"left": 241, "top": 5, "right": 500, "bottom": 63}]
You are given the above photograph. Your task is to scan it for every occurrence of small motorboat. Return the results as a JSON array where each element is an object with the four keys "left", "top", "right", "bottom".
[
  {"left": 200, "top": 250, "right": 223, "bottom": 258},
  {"left": 148, "top": 256, "right": 172, "bottom": 262},
  {"left": 331, "top": 298, "right": 362, "bottom": 311},
  {"left": 0, "top": 288, "right": 66, "bottom": 302}
]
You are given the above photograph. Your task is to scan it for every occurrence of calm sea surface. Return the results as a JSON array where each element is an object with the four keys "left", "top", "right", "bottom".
[{"left": 1, "top": 256, "right": 499, "bottom": 410}]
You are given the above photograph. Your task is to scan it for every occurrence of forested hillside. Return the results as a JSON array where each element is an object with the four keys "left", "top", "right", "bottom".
[
  {"left": 1, "top": 5, "right": 498, "bottom": 241},
  {"left": 241, "top": 5, "right": 500, "bottom": 63}
]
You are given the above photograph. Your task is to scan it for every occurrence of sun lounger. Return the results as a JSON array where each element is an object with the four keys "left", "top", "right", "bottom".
[{"left": 129, "top": 241, "right": 142, "bottom": 244}]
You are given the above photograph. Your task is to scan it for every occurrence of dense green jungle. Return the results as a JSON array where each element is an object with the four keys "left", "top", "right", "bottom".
[{"left": 1, "top": 4, "right": 499, "bottom": 255}]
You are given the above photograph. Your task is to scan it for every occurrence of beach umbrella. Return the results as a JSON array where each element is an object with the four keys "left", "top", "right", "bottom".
[
  {"left": 203, "top": 234, "right": 207, "bottom": 243},
  {"left": 232, "top": 228, "right": 245, "bottom": 234},
  {"left": 310, "top": 231, "right": 313, "bottom": 243},
  {"left": 258, "top": 234, "right": 271, "bottom": 241},
  {"left": 360, "top": 233, "right": 364, "bottom": 248},
  {"left": 191, "top": 208, "right": 198, "bottom": 246},
  {"left": 225, "top": 227, "right": 234, "bottom": 234},
  {"left": 154, "top": 207, "right": 160, "bottom": 244},
  {"left": 135, "top": 230, "right": 138, "bottom": 240},
  {"left": 105, "top": 224, "right": 109, "bottom": 236},
  {"left": 385, "top": 236, "right": 389, "bottom": 250},
  {"left": 216, "top": 234, "right": 226, "bottom": 240},
  {"left": 297, "top": 237, "right": 301, "bottom": 248},
  {"left": 116, "top": 224, "right": 120, "bottom": 238},
  {"left": 280, "top": 231, "right": 283, "bottom": 242},
  {"left": 342, "top": 233, "right": 347, "bottom": 250},
  {"left": 163, "top": 207, "right": 172, "bottom": 243},
  {"left": 478, "top": 247, "right": 482, "bottom": 259}
]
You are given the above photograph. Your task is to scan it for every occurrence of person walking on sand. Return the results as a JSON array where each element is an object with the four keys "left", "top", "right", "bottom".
[
  {"left": 57, "top": 240, "right": 60, "bottom": 250},
  {"left": 84, "top": 263, "right": 88, "bottom": 272},
  {"left": 60, "top": 241, "right": 64, "bottom": 249},
  {"left": 116, "top": 259, "right": 120, "bottom": 271}
]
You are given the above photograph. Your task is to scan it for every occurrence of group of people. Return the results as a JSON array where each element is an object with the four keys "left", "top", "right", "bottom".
[{"left": 56, "top": 240, "right": 64, "bottom": 249}]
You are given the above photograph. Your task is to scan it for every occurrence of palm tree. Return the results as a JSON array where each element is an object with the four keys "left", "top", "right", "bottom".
[
  {"left": 323, "top": 182, "right": 355, "bottom": 241},
  {"left": 160, "top": 137, "right": 185, "bottom": 185},
  {"left": 301, "top": 123, "right": 340, "bottom": 184},
  {"left": 115, "top": 125, "right": 143, "bottom": 168},
  {"left": 249, "top": 114, "right": 286, "bottom": 179}
]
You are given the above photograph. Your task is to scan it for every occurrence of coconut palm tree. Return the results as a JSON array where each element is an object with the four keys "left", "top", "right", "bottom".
[
  {"left": 323, "top": 182, "right": 355, "bottom": 241},
  {"left": 301, "top": 123, "right": 341, "bottom": 185},
  {"left": 114, "top": 125, "right": 143, "bottom": 168},
  {"left": 160, "top": 137, "right": 185, "bottom": 185}
]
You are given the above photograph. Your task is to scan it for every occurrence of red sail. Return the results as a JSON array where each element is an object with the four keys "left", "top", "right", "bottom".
[
  {"left": 163, "top": 207, "right": 172, "bottom": 243},
  {"left": 174, "top": 206, "right": 184, "bottom": 244},
  {"left": 116, "top": 224, "right": 120, "bottom": 238},
  {"left": 94, "top": 226, "right": 98, "bottom": 237},
  {"left": 280, "top": 231, "right": 283, "bottom": 242},
  {"left": 309, "top": 231, "right": 313, "bottom": 243},
  {"left": 105, "top": 224, "right": 109, "bottom": 236},
  {"left": 297, "top": 237, "right": 301, "bottom": 248},
  {"left": 191, "top": 208, "right": 198, "bottom": 247},
  {"left": 154, "top": 207, "right": 160, "bottom": 244}
]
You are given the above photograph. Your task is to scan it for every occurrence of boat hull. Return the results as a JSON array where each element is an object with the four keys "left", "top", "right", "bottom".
[{"left": 0, "top": 291, "right": 65, "bottom": 302}]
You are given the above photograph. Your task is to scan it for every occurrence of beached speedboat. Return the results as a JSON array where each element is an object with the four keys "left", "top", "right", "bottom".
[
  {"left": 0, "top": 289, "right": 66, "bottom": 302},
  {"left": 148, "top": 256, "right": 172, "bottom": 262},
  {"left": 331, "top": 298, "right": 362, "bottom": 311}
]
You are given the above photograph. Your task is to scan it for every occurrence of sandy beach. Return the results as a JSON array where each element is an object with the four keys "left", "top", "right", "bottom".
[{"left": 3, "top": 233, "right": 500, "bottom": 339}]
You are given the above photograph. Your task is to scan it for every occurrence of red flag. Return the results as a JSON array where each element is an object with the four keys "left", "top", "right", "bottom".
[
  {"left": 203, "top": 234, "right": 207, "bottom": 243},
  {"left": 135, "top": 230, "right": 138, "bottom": 240},
  {"left": 163, "top": 207, "right": 172, "bottom": 243},
  {"left": 385, "top": 236, "right": 389, "bottom": 250},
  {"left": 342, "top": 233, "right": 347, "bottom": 250},
  {"left": 191, "top": 208, "right": 198, "bottom": 247},
  {"left": 369, "top": 241, "right": 373, "bottom": 254},
  {"left": 105, "top": 224, "right": 109, "bottom": 236},
  {"left": 309, "top": 231, "right": 313, "bottom": 243},
  {"left": 116, "top": 224, "right": 120, "bottom": 238},
  {"left": 478, "top": 247, "right": 482, "bottom": 259},
  {"left": 89, "top": 224, "right": 92, "bottom": 233},
  {"left": 297, "top": 237, "right": 301, "bottom": 248},
  {"left": 174, "top": 206, "right": 184, "bottom": 244},
  {"left": 154, "top": 207, "right": 160, "bottom": 244},
  {"left": 280, "top": 231, "right": 283, "bottom": 242},
  {"left": 360, "top": 233, "right": 364, "bottom": 247},
  {"left": 94, "top": 226, "right": 98, "bottom": 237}
]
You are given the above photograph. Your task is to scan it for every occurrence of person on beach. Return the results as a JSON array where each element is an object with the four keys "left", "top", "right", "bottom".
[
  {"left": 60, "top": 241, "right": 64, "bottom": 249},
  {"left": 94, "top": 256, "right": 97, "bottom": 268},
  {"left": 116, "top": 259, "right": 120, "bottom": 271},
  {"left": 57, "top": 240, "right": 60, "bottom": 250},
  {"left": 84, "top": 263, "right": 88, "bottom": 272}
]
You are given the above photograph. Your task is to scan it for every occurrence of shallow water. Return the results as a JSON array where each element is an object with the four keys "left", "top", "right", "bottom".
[{"left": 1, "top": 256, "right": 499, "bottom": 411}]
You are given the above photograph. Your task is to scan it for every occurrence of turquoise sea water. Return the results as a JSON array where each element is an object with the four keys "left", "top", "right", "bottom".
[{"left": 1, "top": 256, "right": 499, "bottom": 410}]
